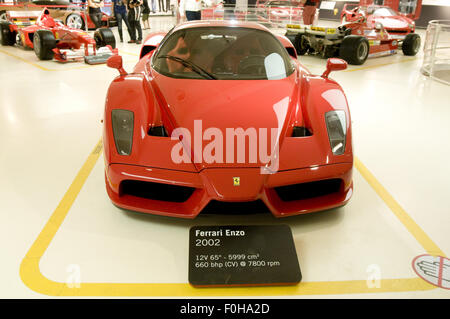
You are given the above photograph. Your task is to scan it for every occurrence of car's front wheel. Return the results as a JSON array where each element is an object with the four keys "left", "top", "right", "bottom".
[
  {"left": 33, "top": 30, "right": 56, "bottom": 60},
  {"left": 94, "top": 27, "right": 116, "bottom": 49},
  {"left": 0, "top": 21, "right": 16, "bottom": 46},
  {"left": 294, "top": 34, "right": 309, "bottom": 55},
  {"left": 339, "top": 35, "right": 369, "bottom": 65},
  {"left": 402, "top": 33, "right": 421, "bottom": 56}
]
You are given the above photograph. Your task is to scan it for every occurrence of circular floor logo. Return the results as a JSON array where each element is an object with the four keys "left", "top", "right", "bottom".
[{"left": 412, "top": 254, "right": 450, "bottom": 289}]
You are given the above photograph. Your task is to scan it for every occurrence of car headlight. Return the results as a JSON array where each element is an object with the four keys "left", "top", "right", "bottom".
[
  {"left": 111, "top": 109, "right": 134, "bottom": 155},
  {"left": 325, "top": 110, "right": 347, "bottom": 155},
  {"left": 409, "top": 23, "right": 414, "bottom": 29}
]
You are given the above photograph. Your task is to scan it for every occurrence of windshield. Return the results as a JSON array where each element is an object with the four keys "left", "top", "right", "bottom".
[
  {"left": 267, "top": 1, "right": 300, "bottom": 7},
  {"left": 370, "top": 7, "right": 397, "bottom": 16},
  {"left": 153, "top": 27, "right": 294, "bottom": 80}
]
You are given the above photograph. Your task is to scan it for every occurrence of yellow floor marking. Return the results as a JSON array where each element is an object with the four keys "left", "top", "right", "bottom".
[
  {"left": 0, "top": 48, "right": 51, "bottom": 71},
  {"left": 355, "top": 158, "right": 445, "bottom": 258},
  {"left": 344, "top": 57, "right": 418, "bottom": 73},
  {"left": 19, "top": 139, "right": 441, "bottom": 296},
  {"left": 0, "top": 49, "right": 135, "bottom": 72}
]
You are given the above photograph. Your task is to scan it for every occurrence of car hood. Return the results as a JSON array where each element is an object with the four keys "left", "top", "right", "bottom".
[
  {"left": 150, "top": 71, "right": 298, "bottom": 170},
  {"left": 373, "top": 16, "right": 411, "bottom": 29}
]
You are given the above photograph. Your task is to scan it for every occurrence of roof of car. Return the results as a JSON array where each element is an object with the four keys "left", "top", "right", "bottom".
[{"left": 172, "top": 20, "right": 271, "bottom": 33}]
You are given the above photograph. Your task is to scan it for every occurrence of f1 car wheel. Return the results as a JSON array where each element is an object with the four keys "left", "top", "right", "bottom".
[
  {"left": 402, "top": 33, "right": 421, "bottom": 56},
  {"left": 0, "top": 22, "right": 15, "bottom": 46},
  {"left": 33, "top": 30, "right": 56, "bottom": 60},
  {"left": 66, "top": 13, "right": 84, "bottom": 30},
  {"left": 94, "top": 27, "right": 116, "bottom": 49},
  {"left": 339, "top": 35, "right": 369, "bottom": 65},
  {"left": 293, "top": 34, "right": 309, "bottom": 55}
]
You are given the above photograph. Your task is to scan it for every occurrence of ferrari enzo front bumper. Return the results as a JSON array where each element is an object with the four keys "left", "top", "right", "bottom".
[{"left": 105, "top": 162, "right": 353, "bottom": 218}]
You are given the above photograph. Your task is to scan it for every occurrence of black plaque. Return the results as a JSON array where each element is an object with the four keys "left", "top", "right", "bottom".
[{"left": 189, "top": 225, "right": 302, "bottom": 287}]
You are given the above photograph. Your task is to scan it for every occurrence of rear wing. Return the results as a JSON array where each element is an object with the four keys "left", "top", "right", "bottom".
[{"left": 6, "top": 10, "right": 41, "bottom": 26}]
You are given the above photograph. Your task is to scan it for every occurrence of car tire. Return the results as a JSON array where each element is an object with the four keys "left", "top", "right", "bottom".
[
  {"left": 66, "top": 13, "right": 85, "bottom": 30},
  {"left": 294, "top": 34, "right": 309, "bottom": 55},
  {"left": 33, "top": 30, "right": 56, "bottom": 60},
  {"left": 0, "top": 21, "right": 15, "bottom": 46},
  {"left": 94, "top": 27, "right": 116, "bottom": 49},
  {"left": 402, "top": 33, "right": 421, "bottom": 56},
  {"left": 339, "top": 35, "right": 369, "bottom": 65}
]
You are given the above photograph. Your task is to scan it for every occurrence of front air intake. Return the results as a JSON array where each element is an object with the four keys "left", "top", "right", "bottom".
[
  {"left": 120, "top": 180, "right": 195, "bottom": 202},
  {"left": 274, "top": 179, "right": 342, "bottom": 202}
]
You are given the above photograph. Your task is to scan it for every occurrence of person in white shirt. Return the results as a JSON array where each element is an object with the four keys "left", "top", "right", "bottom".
[{"left": 179, "top": 0, "right": 204, "bottom": 21}]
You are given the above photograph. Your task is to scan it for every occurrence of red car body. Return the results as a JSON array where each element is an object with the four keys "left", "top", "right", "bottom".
[
  {"left": 1, "top": 8, "right": 115, "bottom": 63},
  {"left": 103, "top": 20, "right": 353, "bottom": 218},
  {"left": 258, "top": 0, "right": 302, "bottom": 24},
  {"left": 341, "top": 4, "right": 415, "bottom": 40}
]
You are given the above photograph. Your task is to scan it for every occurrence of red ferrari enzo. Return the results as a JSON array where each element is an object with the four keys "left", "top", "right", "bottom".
[{"left": 103, "top": 20, "right": 353, "bottom": 218}]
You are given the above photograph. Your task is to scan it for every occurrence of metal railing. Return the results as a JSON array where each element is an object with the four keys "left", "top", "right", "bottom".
[{"left": 421, "top": 20, "right": 450, "bottom": 86}]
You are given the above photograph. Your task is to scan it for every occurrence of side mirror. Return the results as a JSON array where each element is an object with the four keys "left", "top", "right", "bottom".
[
  {"left": 107, "top": 54, "right": 127, "bottom": 76},
  {"left": 375, "top": 22, "right": 384, "bottom": 31},
  {"left": 321, "top": 58, "right": 347, "bottom": 78}
]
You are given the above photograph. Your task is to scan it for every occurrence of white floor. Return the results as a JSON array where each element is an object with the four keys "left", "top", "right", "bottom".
[{"left": 1, "top": 17, "right": 449, "bottom": 298}]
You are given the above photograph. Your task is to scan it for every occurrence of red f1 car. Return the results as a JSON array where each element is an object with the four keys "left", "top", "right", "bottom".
[
  {"left": 0, "top": 8, "right": 116, "bottom": 64},
  {"left": 103, "top": 20, "right": 353, "bottom": 218},
  {"left": 285, "top": 11, "right": 420, "bottom": 65},
  {"left": 341, "top": 4, "right": 416, "bottom": 40}
]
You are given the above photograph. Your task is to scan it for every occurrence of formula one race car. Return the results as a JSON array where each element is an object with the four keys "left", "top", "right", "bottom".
[
  {"left": 103, "top": 20, "right": 353, "bottom": 218},
  {"left": 0, "top": 8, "right": 116, "bottom": 64},
  {"left": 341, "top": 4, "right": 416, "bottom": 40},
  {"left": 285, "top": 14, "right": 420, "bottom": 65},
  {"left": 0, "top": 0, "right": 116, "bottom": 29}
]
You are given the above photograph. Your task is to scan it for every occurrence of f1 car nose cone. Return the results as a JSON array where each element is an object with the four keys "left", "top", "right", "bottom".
[{"left": 201, "top": 168, "right": 266, "bottom": 201}]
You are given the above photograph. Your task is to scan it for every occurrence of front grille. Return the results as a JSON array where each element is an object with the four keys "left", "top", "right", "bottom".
[
  {"left": 201, "top": 200, "right": 270, "bottom": 215},
  {"left": 120, "top": 180, "right": 195, "bottom": 203},
  {"left": 274, "top": 179, "right": 342, "bottom": 202}
]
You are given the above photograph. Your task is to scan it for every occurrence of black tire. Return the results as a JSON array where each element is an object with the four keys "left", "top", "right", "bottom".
[
  {"left": 94, "top": 27, "right": 116, "bottom": 49},
  {"left": 402, "top": 33, "right": 421, "bottom": 56},
  {"left": 33, "top": 30, "right": 56, "bottom": 60},
  {"left": 294, "top": 34, "right": 309, "bottom": 55},
  {"left": 0, "top": 22, "right": 16, "bottom": 46},
  {"left": 339, "top": 35, "right": 369, "bottom": 65},
  {"left": 65, "top": 13, "right": 85, "bottom": 30}
]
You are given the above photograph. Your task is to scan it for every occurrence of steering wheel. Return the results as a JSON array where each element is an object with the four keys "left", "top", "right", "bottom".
[{"left": 237, "top": 55, "right": 266, "bottom": 75}]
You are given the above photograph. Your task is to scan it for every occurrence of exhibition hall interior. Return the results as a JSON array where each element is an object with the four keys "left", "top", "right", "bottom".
[{"left": 1, "top": 0, "right": 449, "bottom": 299}]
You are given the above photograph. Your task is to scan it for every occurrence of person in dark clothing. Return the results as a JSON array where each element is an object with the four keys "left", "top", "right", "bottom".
[
  {"left": 127, "top": 0, "right": 143, "bottom": 44},
  {"left": 112, "top": 0, "right": 132, "bottom": 42},
  {"left": 88, "top": 0, "right": 104, "bottom": 29},
  {"left": 142, "top": 0, "right": 151, "bottom": 29},
  {"left": 223, "top": 0, "right": 236, "bottom": 20}
]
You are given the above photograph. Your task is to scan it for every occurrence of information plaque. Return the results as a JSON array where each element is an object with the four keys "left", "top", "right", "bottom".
[{"left": 189, "top": 225, "right": 302, "bottom": 287}]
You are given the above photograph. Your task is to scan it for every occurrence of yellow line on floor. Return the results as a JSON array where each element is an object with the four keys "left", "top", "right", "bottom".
[
  {"left": 355, "top": 158, "right": 445, "bottom": 257},
  {"left": 19, "top": 142, "right": 440, "bottom": 296},
  {"left": 0, "top": 48, "right": 135, "bottom": 71},
  {"left": 0, "top": 48, "right": 51, "bottom": 71},
  {"left": 344, "top": 57, "right": 418, "bottom": 73}
]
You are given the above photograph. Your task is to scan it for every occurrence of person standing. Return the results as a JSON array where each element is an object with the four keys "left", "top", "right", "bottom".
[
  {"left": 127, "top": 0, "right": 143, "bottom": 44},
  {"left": 179, "top": 0, "right": 202, "bottom": 21},
  {"left": 142, "top": 0, "right": 151, "bottom": 29},
  {"left": 300, "top": 0, "right": 320, "bottom": 26},
  {"left": 88, "top": 0, "right": 104, "bottom": 29},
  {"left": 112, "top": 0, "right": 132, "bottom": 42}
]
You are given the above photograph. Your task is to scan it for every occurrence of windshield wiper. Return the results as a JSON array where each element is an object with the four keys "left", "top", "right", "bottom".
[{"left": 157, "top": 55, "right": 217, "bottom": 80}]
